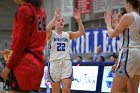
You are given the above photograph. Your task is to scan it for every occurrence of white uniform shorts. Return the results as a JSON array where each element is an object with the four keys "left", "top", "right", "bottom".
[
  {"left": 47, "top": 60, "right": 73, "bottom": 82},
  {"left": 115, "top": 48, "right": 140, "bottom": 78}
]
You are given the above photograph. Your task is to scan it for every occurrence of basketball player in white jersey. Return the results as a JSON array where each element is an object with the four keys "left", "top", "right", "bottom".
[
  {"left": 104, "top": 0, "right": 140, "bottom": 93},
  {"left": 111, "top": 9, "right": 127, "bottom": 73},
  {"left": 46, "top": 8, "right": 85, "bottom": 93}
]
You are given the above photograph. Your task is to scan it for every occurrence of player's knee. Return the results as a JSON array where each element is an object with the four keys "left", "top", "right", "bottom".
[
  {"left": 62, "top": 86, "right": 70, "bottom": 93},
  {"left": 52, "top": 89, "right": 60, "bottom": 93}
]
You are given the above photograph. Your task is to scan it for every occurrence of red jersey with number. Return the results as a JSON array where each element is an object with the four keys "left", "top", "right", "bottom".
[{"left": 6, "top": 2, "right": 46, "bottom": 91}]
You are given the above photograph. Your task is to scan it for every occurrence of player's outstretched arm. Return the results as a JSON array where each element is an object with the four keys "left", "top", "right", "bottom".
[
  {"left": 104, "top": 11, "right": 133, "bottom": 38},
  {"left": 46, "top": 8, "right": 61, "bottom": 40},
  {"left": 68, "top": 9, "right": 85, "bottom": 39}
]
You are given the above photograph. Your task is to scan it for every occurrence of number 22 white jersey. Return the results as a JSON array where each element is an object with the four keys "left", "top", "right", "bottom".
[{"left": 48, "top": 30, "right": 71, "bottom": 62}]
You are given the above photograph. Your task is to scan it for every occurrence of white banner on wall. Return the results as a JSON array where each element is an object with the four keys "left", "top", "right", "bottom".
[
  {"left": 93, "top": 0, "right": 124, "bottom": 13},
  {"left": 61, "top": 0, "right": 74, "bottom": 17}
]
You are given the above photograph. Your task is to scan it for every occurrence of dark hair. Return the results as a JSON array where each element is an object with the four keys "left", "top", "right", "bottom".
[
  {"left": 138, "top": 0, "right": 140, "bottom": 14},
  {"left": 110, "top": 53, "right": 118, "bottom": 59},
  {"left": 24, "top": 0, "right": 42, "bottom": 7},
  {"left": 100, "top": 56, "right": 105, "bottom": 62},
  {"left": 77, "top": 56, "right": 82, "bottom": 60},
  {"left": 120, "top": 8, "right": 127, "bottom": 15},
  {"left": 126, "top": 0, "right": 139, "bottom": 9}
]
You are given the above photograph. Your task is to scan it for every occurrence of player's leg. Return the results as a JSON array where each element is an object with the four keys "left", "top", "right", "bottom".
[
  {"left": 61, "top": 60, "right": 73, "bottom": 93},
  {"left": 127, "top": 75, "right": 140, "bottom": 93},
  {"left": 111, "top": 75, "right": 127, "bottom": 93},
  {"left": 51, "top": 81, "right": 61, "bottom": 93},
  {"left": 123, "top": 86, "right": 127, "bottom": 93},
  {"left": 61, "top": 78, "right": 72, "bottom": 93},
  {"left": 11, "top": 91, "right": 31, "bottom": 93},
  {"left": 48, "top": 62, "right": 62, "bottom": 93}
]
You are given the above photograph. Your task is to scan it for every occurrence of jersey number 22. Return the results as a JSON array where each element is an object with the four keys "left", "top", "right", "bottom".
[{"left": 57, "top": 43, "right": 65, "bottom": 51}]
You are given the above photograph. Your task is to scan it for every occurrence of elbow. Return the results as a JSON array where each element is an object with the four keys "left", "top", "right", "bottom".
[
  {"left": 109, "top": 34, "right": 116, "bottom": 39},
  {"left": 81, "top": 31, "right": 85, "bottom": 35},
  {"left": 80, "top": 29, "right": 85, "bottom": 36},
  {"left": 108, "top": 29, "right": 118, "bottom": 38}
]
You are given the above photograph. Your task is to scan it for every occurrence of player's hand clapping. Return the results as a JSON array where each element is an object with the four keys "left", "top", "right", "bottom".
[
  {"left": 73, "top": 8, "right": 81, "bottom": 22},
  {"left": 104, "top": 11, "right": 112, "bottom": 28},
  {"left": 54, "top": 8, "right": 61, "bottom": 21}
]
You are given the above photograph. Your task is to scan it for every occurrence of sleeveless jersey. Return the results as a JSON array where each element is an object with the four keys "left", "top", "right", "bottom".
[
  {"left": 119, "top": 12, "right": 140, "bottom": 49},
  {"left": 116, "top": 12, "right": 140, "bottom": 78},
  {"left": 48, "top": 30, "right": 71, "bottom": 62}
]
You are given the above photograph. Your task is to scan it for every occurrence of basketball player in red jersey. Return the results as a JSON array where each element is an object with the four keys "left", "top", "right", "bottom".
[{"left": 1, "top": 0, "right": 46, "bottom": 92}]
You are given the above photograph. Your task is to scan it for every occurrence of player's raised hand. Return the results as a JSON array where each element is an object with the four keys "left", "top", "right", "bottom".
[
  {"left": 104, "top": 11, "right": 112, "bottom": 26},
  {"left": 54, "top": 8, "right": 61, "bottom": 20},
  {"left": 73, "top": 8, "right": 81, "bottom": 22}
]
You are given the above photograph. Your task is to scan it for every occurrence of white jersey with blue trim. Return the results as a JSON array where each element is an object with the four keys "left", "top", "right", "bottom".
[
  {"left": 48, "top": 30, "right": 71, "bottom": 62},
  {"left": 127, "top": 12, "right": 140, "bottom": 48},
  {"left": 120, "top": 12, "right": 140, "bottom": 49},
  {"left": 116, "top": 12, "right": 140, "bottom": 78},
  {"left": 128, "top": 12, "right": 140, "bottom": 48}
]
